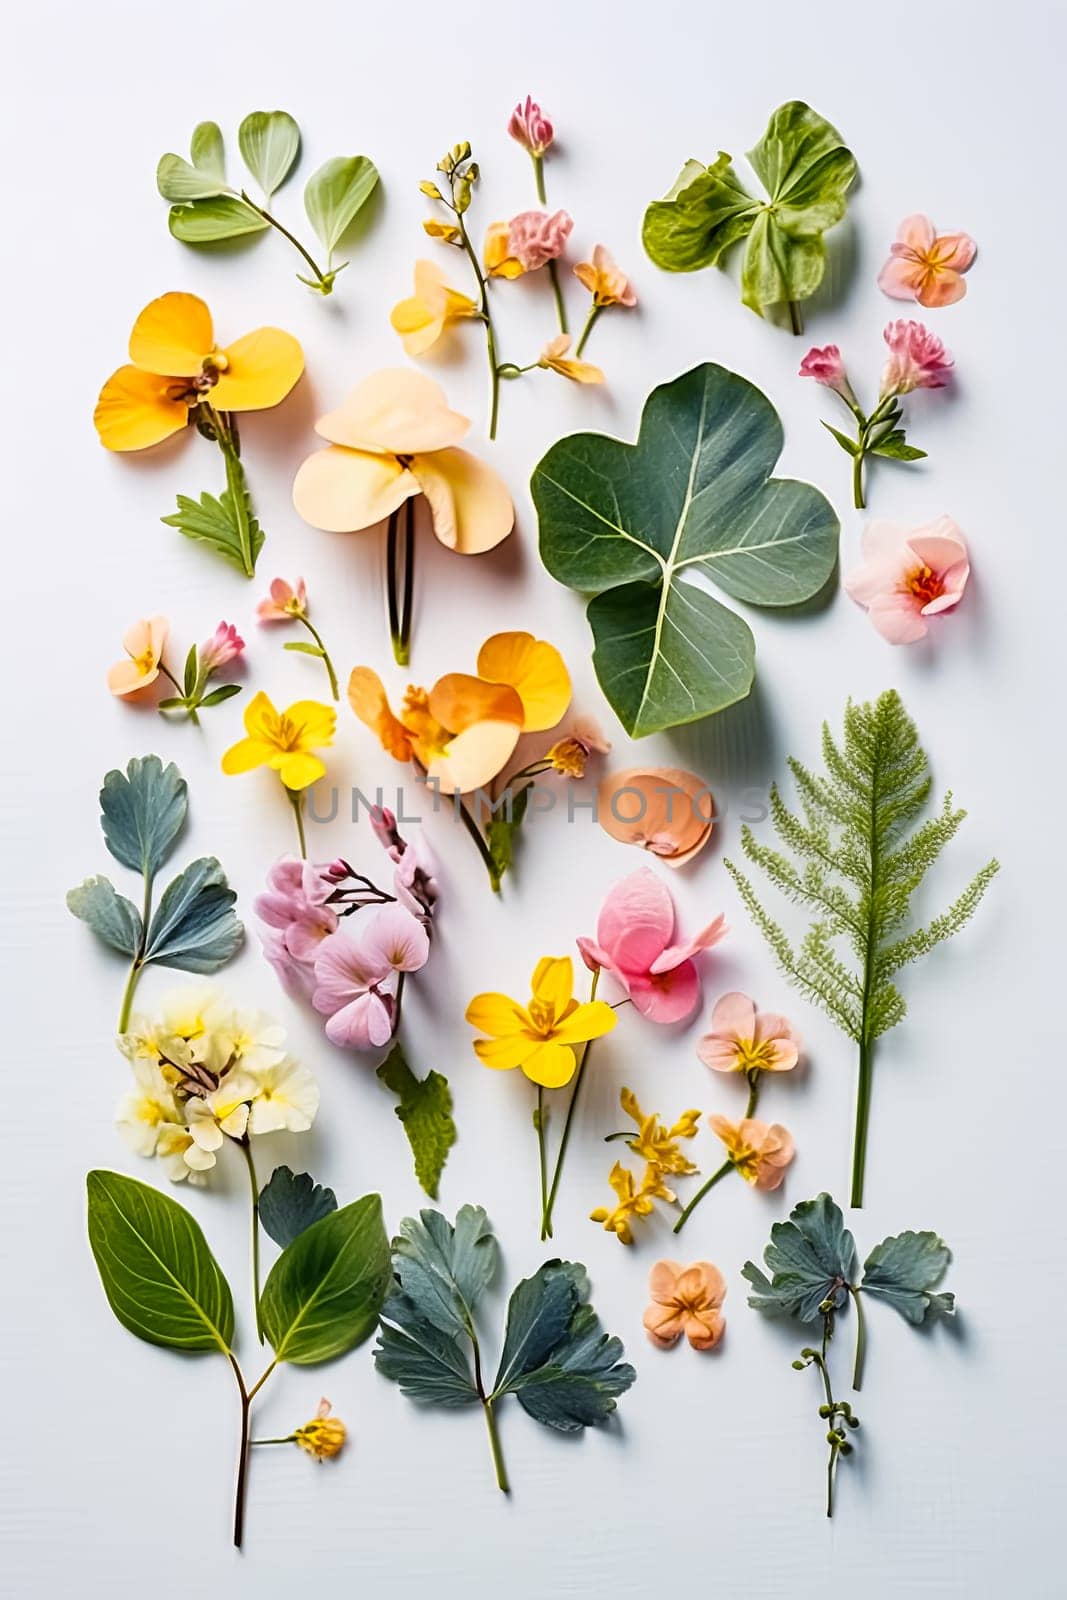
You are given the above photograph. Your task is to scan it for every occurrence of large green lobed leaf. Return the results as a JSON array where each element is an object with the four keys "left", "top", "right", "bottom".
[
  {"left": 86, "top": 1170, "right": 233, "bottom": 1353},
  {"left": 743, "top": 1193, "right": 856, "bottom": 1323},
  {"left": 260, "top": 1193, "right": 391, "bottom": 1365},
  {"left": 533, "top": 364, "right": 838, "bottom": 736},
  {"left": 861, "top": 1231, "right": 955, "bottom": 1323},
  {"left": 99, "top": 756, "right": 187, "bottom": 883}
]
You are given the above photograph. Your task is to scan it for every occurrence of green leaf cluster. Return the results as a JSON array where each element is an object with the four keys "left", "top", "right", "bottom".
[
  {"left": 642, "top": 101, "right": 857, "bottom": 326},
  {"left": 533, "top": 364, "right": 839, "bottom": 736},
  {"left": 726, "top": 690, "right": 998, "bottom": 1202},
  {"left": 375, "top": 1208, "right": 635, "bottom": 1486},
  {"left": 66, "top": 758, "right": 243, "bottom": 1022},
  {"left": 376, "top": 1044, "right": 456, "bottom": 1200},
  {"left": 158, "top": 115, "right": 379, "bottom": 295}
]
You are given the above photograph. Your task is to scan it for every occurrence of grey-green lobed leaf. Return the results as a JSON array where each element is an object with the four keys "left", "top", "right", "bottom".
[
  {"left": 143, "top": 856, "right": 243, "bottom": 973},
  {"left": 374, "top": 1297, "right": 480, "bottom": 1407},
  {"left": 259, "top": 1167, "right": 338, "bottom": 1249},
  {"left": 261, "top": 1193, "right": 391, "bottom": 1365},
  {"left": 238, "top": 110, "right": 301, "bottom": 198},
  {"left": 533, "top": 364, "right": 839, "bottom": 736},
  {"left": 87, "top": 1170, "right": 233, "bottom": 1353},
  {"left": 861, "top": 1231, "right": 955, "bottom": 1323},
  {"left": 66, "top": 876, "right": 142, "bottom": 956},
  {"left": 743, "top": 1193, "right": 857, "bottom": 1322},
  {"left": 389, "top": 1205, "right": 499, "bottom": 1341},
  {"left": 304, "top": 156, "right": 380, "bottom": 254},
  {"left": 99, "top": 756, "right": 187, "bottom": 883}
]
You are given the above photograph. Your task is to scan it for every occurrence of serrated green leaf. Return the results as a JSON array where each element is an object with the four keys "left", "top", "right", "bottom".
[
  {"left": 492, "top": 1260, "right": 636, "bottom": 1431},
  {"left": 168, "top": 195, "right": 270, "bottom": 244},
  {"left": 99, "top": 756, "right": 187, "bottom": 883},
  {"left": 860, "top": 1231, "right": 954, "bottom": 1323},
  {"left": 239, "top": 110, "right": 301, "bottom": 197},
  {"left": 161, "top": 483, "right": 264, "bottom": 576},
  {"left": 87, "top": 1170, "right": 233, "bottom": 1353},
  {"left": 190, "top": 121, "right": 226, "bottom": 179},
  {"left": 533, "top": 363, "right": 838, "bottom": 736},
  {"left": 389, "top": 1206, "right": 498, "bottom": 1341},
  {"left": 376, "top": 1045, "right": 456, "bottom": 1199},
  {"left": 157, "top": 153, "right": 231, "bottom": 203},
  {"left": 66, "top": 876, "right": 143, "bottom": 956},
  {"left": 304, "top": 155, "right": 379, "bottom": 254},
  {"left": 259, "top": 1167, "right": 338, "bottom": 1249},
  {"left": 142, "top": 856, "right": 243, "bottom": 973},
  {"left": 743, "top": 1193, "right": 856, "bottom": 1322},
  {"left": 261, "top": 1194, "right": 391, "bottom": 1364}
]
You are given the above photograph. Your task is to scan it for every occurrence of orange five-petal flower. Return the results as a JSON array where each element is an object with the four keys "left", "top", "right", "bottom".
[
  {"left": 644, "top": 1260, "right": 726, "bottom": 1350},
  {"left": 292, "top": 368, "right": 513, "bottom": 555},
  {"left": 877, "top": 215, "right": 976, "bottom": 309},
  {"left": 94, "top": 292, "right": 304, "bottom": 452},
  {"left": 709, "top": 1115, "right": 795, "bottom": 1191}
]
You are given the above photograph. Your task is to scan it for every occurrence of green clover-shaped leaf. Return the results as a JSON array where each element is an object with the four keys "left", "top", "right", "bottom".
[{"left": 532, "top": 364, "right": 838, "bottom": 736}]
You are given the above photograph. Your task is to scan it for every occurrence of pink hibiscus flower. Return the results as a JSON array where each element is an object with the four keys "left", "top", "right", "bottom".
[{"left": 577, "top": 868, "right": 727, "bottom": 1025}]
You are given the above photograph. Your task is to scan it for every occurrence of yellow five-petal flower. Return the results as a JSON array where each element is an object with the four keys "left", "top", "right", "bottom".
[
  {"left": 466, "top": 955, "right": 617, "bottom": 1088},
  {"left": 221, "top": 691, "right": 335, "bottom": 791}
]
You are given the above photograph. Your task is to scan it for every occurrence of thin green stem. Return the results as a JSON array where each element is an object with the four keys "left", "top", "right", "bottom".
[
  {"left": 118, "top": 873, "right": 153, "bottom": 1032},
  {"left": 456, "top": 795, "right": 502, "bottom": 891},
  {"left": 852, "top": 442, "right": 866, "bottom": 510},
  {"left": 386, "top": 508, "right": 403, "bottom": 663},
  {"left": 536, "top": 1087, "right": 550, "bottom": 1236},
  {"left": 452, "top": 187, "right": 501, "bottom": 438},
  {"left": 574, "top": 304, "right": 601, "bottom": 358},
  {"left": 239, "top": 190, "right": 331, "bottom": 289},
  {"left": 288, "top": 787, "right": 307, "bottom": 859},
  {"left": 250, "top": 1436, "right": 296, "bottom": 1447},
  {"left": 672, "top": 1072, "right": 761, "bottom": 1233},
  {"left": 541, "top": 971, "right": 600, "bottom": 1239},
  {"left": 400, "top": 495, "right": 415, "bottom": 662},
  {"left": 482, "top": 1400, "right": 509, "bottom": 1492},
  {"left": 239, "top": 1137, "right": 264, "bottom": 1344},
  {"left": 788, "top": 299, "right": 804, "bottom": 336},
  {"left": 547, "top": 261, "right": 568, "bottom": 335},
  {"left": 532, "top": 153, "right": 547, "bottom": 205},
  {"left": 158, "top": 662, "right": 183, "bottom": 692},
  {"left": 850, "top": 1286, "right": 867, "bottom": 1391},
  {"left": 299, "top": 617, "right": 339, "bottom": 700},
  {"left": 851, "top": 1042, "right": 872, "bottom": 1206}
]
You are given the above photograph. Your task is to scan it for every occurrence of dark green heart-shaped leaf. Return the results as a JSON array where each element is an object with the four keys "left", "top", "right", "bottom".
[
  {"left": 168, "top": 195, "right": 270, "bottom": 244},
  {"left": 238, "top": 110, "right": 301, "bottom": 197},
  {"left": 66, "top": 876, "right": 142, "bottom": 956},
  {"left": 261, "top": 1193, "right": 391, "bottom": 1365},
  {"left": 259, "top": 1166, "right": 338, "bottom": 1249},
  {"left": 143, "top": 856, "right": 243, "bottom": 972},
  {"left": 743, "top": 1193, "right": 857, "bottom": 1322},
  {"left": 100, "top": 756, "right": 187, "bottom": 883},
  {"left": 860, "top": 1231, "right": 954, "bottom": 1324},
  {"left": 87, "top": 1170, "right": 233, "bottom": 1353},
  {"left": 533, "top": 364, "right": 839, "bottom": 736},
  {"left": 304, "top": 156, "right": 379, "bottom": 254}
]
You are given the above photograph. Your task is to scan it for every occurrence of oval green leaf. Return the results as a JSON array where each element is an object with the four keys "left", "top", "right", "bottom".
[
  {"left": 157, "top": 153, "right": 231, "bottom": 203},
  {"left": 238, "top": 110, "right": 301, "bottom": 198},
  {"left": 190, "top": 120, "right": 226, "bottom": 180},
  {"left": 142, "top": 856, "right": 243, "bottom": 973},
  {"left": 87, "top": 1170, "right": 234, "bottom": 1353},
  {"left": 66, "top": 875, "right": 142, "bottom": 956},
  {"left": 533, "top": 363, "right": 839, "bottom": 736},
  {"left": 168, "top": 196, "right": 270, "bottom": 244},
  {"left": 261, "top": 1193, "right": 391, "bottom": 1365},
  {"left": 304, "top": 156, "right": 380, "bottom": 254}
]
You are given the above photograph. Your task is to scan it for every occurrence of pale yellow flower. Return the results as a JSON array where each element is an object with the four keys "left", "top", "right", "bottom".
[
  {"left": 390, "top": 260, "right": 479, "bottom": 355},
  {"left": 538, "top": 334, "right": 603, "bottom": 384}
]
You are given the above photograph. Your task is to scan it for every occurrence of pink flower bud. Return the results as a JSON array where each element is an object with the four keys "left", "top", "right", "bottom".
[
  {"left": 798, "top": 344, "right": 857, "bottom": 407},
  {"left": 369, "top": 805, "right": 402, "bottom": 853},
  {"left": 880, "top": 320, "right": 953, "bottom": 397},
  {"left": 200, "top": 621, "right": 245, "bottom": 674},
  {"left": 508, "top": 96, "right": 554, "bottom": 158},
  {"left": 507, "top": 209, "right": 573, "bottom": 271}
]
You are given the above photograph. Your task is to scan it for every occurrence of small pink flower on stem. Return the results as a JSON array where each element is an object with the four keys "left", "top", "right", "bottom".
[
  {"left": 799, "top": 344, "right": 858, "bottom": 409},
  {"left": 508, "top": 96, "right": 554, "bottom": 158},
  {"left": 257, "top": 577, "right": 308, "bottom": 622},
  {"left": 844, "top": 516, "right": 970, "bottom": 645},
  {"left": 312, "top": 904, "right": 430, "bottom": 1049},
  {"left": 199, "top": 621, "right": 245, "bottom": 674},
  {"left": 880, "top": 320, "right": 954, "bottom": 397},
  {"left": 878, "top": 215, "right": 976, "bottom": 308},
  {"left": 697, "top": 992, "right": 799, "bottom": 1074}
]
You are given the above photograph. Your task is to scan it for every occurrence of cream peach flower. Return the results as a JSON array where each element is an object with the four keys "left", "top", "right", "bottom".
[
  {"left": 390, "top": 260, "right": 479, "bottom": 355},
  {"left": 574, "top": 245, "right": 637, "bottom": 308},
  {"left": 845, "top": 516, "right": 970, "bottom": 645},
  {"left": 538, "top": 334, "right": 603, "bottom": 384},
  {"left": 598, "top": 767, "right": 714, "bottom": 867},
  {"left": 643, "top": 1260, "right": 726, "bottom": 1350},
  {"left": 709, "top": 1114, "right": 795, "bottom": 1190},
  {"left": 878, "top": 215, "right": 976, "bottom": 308},
  {"left": 697, "top": 992, "right": 800, "bottom": 1074},
  {"left": 107, "top": 616, "right": 170, "bottom": 696}
]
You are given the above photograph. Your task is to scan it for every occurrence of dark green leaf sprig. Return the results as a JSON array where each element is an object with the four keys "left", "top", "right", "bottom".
[
  {"left": 374, "top": 1206, "right": 636, "bottom": 1490},
  {"left": 533, "top": 364, "right": 839, "bottom": 737},
  {"left": 642, "top": 101, "right": 857, "bottom": 333},
  {"left": 158, "top": 113, "right": 380, "bottom": 296},
  {"left": 66, "top": 756, "right": 243, "bottom": 1030},
  {"left": 726, "top": 690, "right": 998, "bottom": 1205},
  {"left": 87, "top": 1171, "right": 390, "bottom": 1546},
  {"left": 744, "top": 1194, "right": 954, "bottom": 1517}
]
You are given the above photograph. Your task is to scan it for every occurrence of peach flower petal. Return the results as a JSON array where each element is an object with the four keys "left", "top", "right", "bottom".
[
  {"left": 347, "top": 667, "right": 413, "bottom": 761},
  {"left": 293, "top": 445, "right": 417, "bottom": 533},
  {"left": 408, "top": 447, "right": 515, "bottom": 554},
  {"left": 315, "top": 369, "right": 470, "bottom": 454},
  {"left": 597, "top": 767, "right": 714, "bottom": 866},
  {"left": 476, "top": 633, "right": 572, "bottom": 732},
  {"left": 428, "top": 674, "right": 525, "bottom": 735},
  {"left": 427, "top": 720, "right": 522, "bottom": 796}
]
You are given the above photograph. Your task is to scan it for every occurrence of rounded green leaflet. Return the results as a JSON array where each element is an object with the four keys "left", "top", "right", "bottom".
[
  {"left": 238, "top": 110, "right": 301, "bottom": 198},
  {"left": 304, "top": 156, "right": 380, "bottom": 255},
  {"left": 532, "top": 363, "right": 839, "bottom": 737},
  {"left": 86, "top": 1171, "right": 234, "bottom": 1353},
  {"left": 260, "top": 1193, "right": 392, "bottom": 1365}
]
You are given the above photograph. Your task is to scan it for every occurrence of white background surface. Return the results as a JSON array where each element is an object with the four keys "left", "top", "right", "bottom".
[{"left": 4, "top": 2, "right": 1065, "bottom": 1594}]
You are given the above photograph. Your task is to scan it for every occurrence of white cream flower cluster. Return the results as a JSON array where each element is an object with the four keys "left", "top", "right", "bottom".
[{"left": 116, "top": 987, "right": 319, "bottom": 1183}]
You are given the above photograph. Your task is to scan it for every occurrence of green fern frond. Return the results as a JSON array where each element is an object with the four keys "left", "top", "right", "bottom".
[{"left": 725, "top": 689, "right": 998, "bottom": 1206}]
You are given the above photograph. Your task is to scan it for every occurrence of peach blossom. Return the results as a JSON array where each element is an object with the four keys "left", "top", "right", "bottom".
[
  {"left": 643, "top": 1259, "right": 726, "bottom": 1350},
  {"left": 709, "top": 1114, "right": 795, "bottom": 1191},
  {"left": 107, "top": 615, "right": 169, "bottom": 697},
  {"left": 878, "top": 214, "right": 976, "bottom": 309},
  {"left": 597, "top": 767, "right": 714, "bottom": 868},
  {"left": 573, "top": 246, "right": 637, "bottom": 308},
  {"left": 258, "top": 578, "right": 308, "bottom": 622},
  {"left": 697, "top": 991, "right": 799, "bottom": 1074},
  {"left": 844, "top": 516, "right": 970, "bottom": 645}
]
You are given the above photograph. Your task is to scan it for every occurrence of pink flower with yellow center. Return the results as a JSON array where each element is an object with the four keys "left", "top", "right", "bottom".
[
  {"left": 878, "top": 214, "right": 976, "bottom": 308},
  {"left": 708, "top": 1115, "right": 795, "bottom": 1190},
  {"left": 697, "top": 992, "right": 799, "bottom": 1075},
  {"left": 844, "top": 516, "right": 971, "bottom": 645}
]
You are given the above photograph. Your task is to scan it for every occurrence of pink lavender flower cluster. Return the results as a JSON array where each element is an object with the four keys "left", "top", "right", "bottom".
[{"left": 255, "top": 809, "right": 438, "bottom": 1050}]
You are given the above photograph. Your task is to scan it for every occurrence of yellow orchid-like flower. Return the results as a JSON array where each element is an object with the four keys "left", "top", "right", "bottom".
[
  {"left": 466, "top": 955, "right": 617, "bottom": 1088},
  {"left": 619, "top": 1087, "right": 701, "bottom": 1176},
  {"left": 390, "top": 260, "right": 479, "bottom": 355},
  {"left": 221, "top": 691, "right": 335, "bottom": 792},
  {"left": 590, "top": 1161, "right": 676, "bottom": 1245},
  {"left": 538, "top": 334, "right": 604, "bottom": 385},
  {"left": 94, "top": 292, "right": 304, "bottom": 452},
  {"left": 483, "top": 221, "right": 526, "bottom": 280},
  {"left": 349, "top": 630, "right": 571, "bottom": 797},
  {"left": 573, "top": 245, "right": 637, "bottom": 309}
]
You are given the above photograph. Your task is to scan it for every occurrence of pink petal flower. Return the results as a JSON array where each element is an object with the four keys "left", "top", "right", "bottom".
[
  {"left": 199, "top": 620, "right": 245, "bottom": 673},
  {"left": 798, "top": 344, "right": 857, "bottom": 406},
  {"left": 578, "top": 868, "right": 726, "bottom": 1025},
  {"left": 878, "top": 215, "right": 976, "bottom": 308},
  {"left": 323, "top": 989, "right": 395, "bottom": 1049},
  {"left": 360, "top": 904, "right": 431, "bottom": 975},
  {"left": 880, "top": 320, "right": 954, "bottom": 396},
  {"left": 507, "top": 210, "right": 573, "bottom": 271},
  {"left": 844, "top": 516, "right": 970, "bottom": 645},
  {"left": 507, "top": 96, "right": 554, "bottom": 157},
  {"left": 696, "top": 991, "right": 800, "bottom": 1073},
  {"left": 257, "top": 577, "right": 308, "bottom": 622}
]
